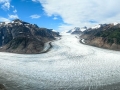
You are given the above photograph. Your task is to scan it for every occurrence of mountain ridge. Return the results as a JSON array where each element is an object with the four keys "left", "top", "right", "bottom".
[
  {"left": 0, "top": 19, "right": 60, "bottom": 54},
  {"left": 67, "top": 27, "right": 87, "bottom": 34},
  {"left": 81, "top": 23, "right": 120, "bottom": 50}
]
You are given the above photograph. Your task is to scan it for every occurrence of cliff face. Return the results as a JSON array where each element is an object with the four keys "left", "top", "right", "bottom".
[
  {"left": 0, "top": 19, "right": 60, "bottom": 54},
  {"left": 81, "top": 23, "right": 120, "bottom": 50}
]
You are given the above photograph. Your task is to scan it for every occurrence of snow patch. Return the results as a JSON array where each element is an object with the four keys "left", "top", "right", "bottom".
[
  {"left": 113, "top": 22, "right": 118, "bottom": 26},
  {"left": 52, "top": 29, "right": 57, "bottom": 32},
  {"left": 81, "top": 39, "right": 85, "bottom": 44},
  {"left": 11, "top": 21, "right": 14, "bottom": 23},
  {"left": 80, "top": 27, "right": 87, "bottom": 31},
  {"left": 91, "top": 25, "right": 101, "bottom": 29},
  {"left": 5, "top": 22, "right": 10, "bottom": 24}
]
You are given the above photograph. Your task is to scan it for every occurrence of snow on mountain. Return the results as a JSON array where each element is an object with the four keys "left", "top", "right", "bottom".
[
  {"left": 0, "top": 19, "right": 60, "bottom": 54},
  {"left": 90, "top": 23, "right": 118, "bottom": 30},
  {"left": 67, "top": 27, "right": 80, "bottom": 33},
  {"left": 52, "top": 29, "right": 58, "bottom": 32},
  {"left": 113, "top": 22, "right": 118, "bottom": 26},
  {"left": 80, "top": 26, "right": 87, "bottom": 31},
  {"left": 67, "top": 27, "right": 87, "bottom": 34},
  {"left": 91, "top": 24, "right": 101, "bottom": 29}
]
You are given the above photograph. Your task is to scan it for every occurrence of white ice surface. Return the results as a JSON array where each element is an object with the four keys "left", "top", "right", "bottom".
[{"left": 0, "top": 33, "right": 120, "bottom": 89}]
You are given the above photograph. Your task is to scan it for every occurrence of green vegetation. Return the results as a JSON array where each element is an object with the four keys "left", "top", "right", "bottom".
[{"left": 95, "top": 28, "right": 120, "bottom": 44}]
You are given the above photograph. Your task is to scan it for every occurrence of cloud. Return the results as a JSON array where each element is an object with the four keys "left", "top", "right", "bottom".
[
  {"left": 0, "top": 0, "right": 9, "bottom": 3},
  {"left": 89, "top": 20, "right": 98, "bottom": 23},
  {"left": 8, "top": 14, "right": 19, "bottom": 19},
  {"left": 13, "top": 9, "right": 17, "bottom": 13},
  {"left": 0, "top": 17, "right": 10, "bottom": 22},
  {"left": 38, "top": 0, "right": 120, "bottom": 31},
  {"left": 30, "top": 14, "right": 41, "bottom": 19},
  {"left": 32, "top": 0, "right": 39, "bottom": 3},
  {"left": 0, "top": 14, "right": 19, "bottom": 23},
  {"left": 53, "top": 17, "right": 58, "bottom": 20},
  {"left": 11, "top": 5, "right": 14, "bottom": 8},
  {"left": 0, "top": 0, "right": 10, "bottom": 10}
]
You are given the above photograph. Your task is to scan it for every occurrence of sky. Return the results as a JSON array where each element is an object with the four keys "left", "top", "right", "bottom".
[{"left": 0, "top": 0, "right": 120, "bottom": 31}]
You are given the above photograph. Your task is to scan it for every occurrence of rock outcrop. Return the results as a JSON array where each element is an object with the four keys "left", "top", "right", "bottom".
[
  {"left": 0, "top": 84, "right": 6, "bottom": 90},
  {"left": 0, "top": 19, "right": 60, "bottom": 54}
]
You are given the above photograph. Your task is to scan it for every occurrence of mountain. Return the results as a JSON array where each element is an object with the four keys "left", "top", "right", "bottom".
[
  {"left": 81, "top": 23, "right": 120, "bottom": 50},
  {"left": 67, "top": 27, "right": 87, "bottom": 34},
  {"left": 0, "top": 19, "right": 60, "bottom": 54}
]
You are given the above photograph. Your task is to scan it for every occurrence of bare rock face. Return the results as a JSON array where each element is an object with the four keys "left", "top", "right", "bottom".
[
  {"left": 81, "top": 23, "right": 120, "bottom": 51},
  {"left": 0, "top": 84, "right": 6, "bottom": 90},
  {"left": 0, "top": 19, "right": 60, "bottom": 54}
]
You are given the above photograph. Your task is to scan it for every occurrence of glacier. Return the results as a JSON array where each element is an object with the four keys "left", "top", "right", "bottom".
[{"left": 0, "top": 33, "right": 120, "bottom": 89}]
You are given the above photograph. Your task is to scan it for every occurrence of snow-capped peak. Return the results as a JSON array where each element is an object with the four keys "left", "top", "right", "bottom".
[
  {"left": 67, "top": 27, "right": 80, "bottom": 33},
  {"left": 5, "top": 22, "right": 10, "bottom": 24},
  {"left": 91, "top": 24, "right": 101, "bottom": 29},
  {"left": 52, "top": 29, "right": 57, "bottom": 32},
  {"left": 80, "top": 26, "right": 87, "bottom": 31},
  {"left": 67, "top": 26, "right": 87, "bottom": 34},
  {"left": 113, "top": 22, "right": 118, "bottom": 26}
]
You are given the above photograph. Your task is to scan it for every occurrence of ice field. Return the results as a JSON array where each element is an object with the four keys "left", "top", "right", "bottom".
[{"left": 0, "top": 33, "right": 120, "bottom": 90}]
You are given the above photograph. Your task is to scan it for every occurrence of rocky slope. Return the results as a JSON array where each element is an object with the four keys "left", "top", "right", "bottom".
[
  {"left": 0, "top": 19, "right": 59, "bottom": 54},
  {"left": 81, "top": 23, "right": 120, "bottom": 50}
]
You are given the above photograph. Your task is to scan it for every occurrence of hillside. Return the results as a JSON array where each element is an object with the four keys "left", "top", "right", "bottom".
[
  {"left": 81, "top": 23, "right": 120, "bottom": 50},
  {"left": 0, "top": 19, "right": 59, "bottom": 54}
]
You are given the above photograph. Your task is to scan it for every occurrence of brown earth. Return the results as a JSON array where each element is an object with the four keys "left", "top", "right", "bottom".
[{"left": 81, "top": 34, "right": 120, "bottom": 51}]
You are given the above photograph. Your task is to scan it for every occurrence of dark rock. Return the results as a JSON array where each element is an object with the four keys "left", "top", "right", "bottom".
[
  {"left": 0, "top": 84, "right": 6, "bottom": 90},
  {"left": 0, "top": 19, "right": 60, "bottom": 54}
]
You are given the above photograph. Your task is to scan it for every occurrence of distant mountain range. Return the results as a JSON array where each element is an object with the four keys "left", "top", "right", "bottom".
[
  {"left": 67, "top": 27, "right": 87, "bottom": 34},
  {"left": 81, "top": 23, "right": 120, "bottom": 50},
  {"left": 67, "top": 23, "right": 119, "bottom": 35},
  {"left": 0, "top": 19, "right": 60, "bottom": 54},
  {"left": 1, "top": 19, "right": 119, "bottom": 53}
]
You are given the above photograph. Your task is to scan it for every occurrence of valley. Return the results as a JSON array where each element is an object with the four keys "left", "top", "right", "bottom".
[{"left": 0, "top": 33, "right": 120, "bottom": 90}]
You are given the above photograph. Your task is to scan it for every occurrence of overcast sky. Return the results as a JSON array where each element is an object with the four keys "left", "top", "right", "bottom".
[{"left": 0, "top": 0, "right": 120, "bottom": 31}]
